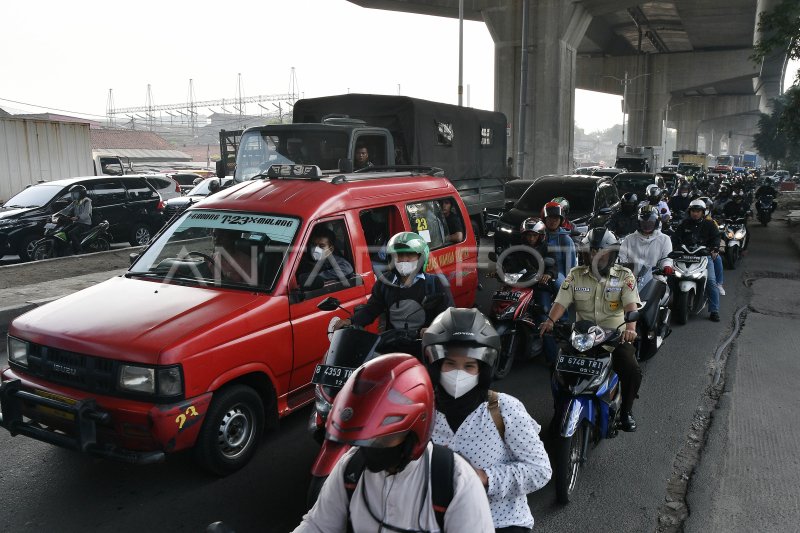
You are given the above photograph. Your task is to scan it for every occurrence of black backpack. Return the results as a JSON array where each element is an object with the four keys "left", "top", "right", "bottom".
[{"left": 343, "top": 444, "right": 455, "bottom": 532}]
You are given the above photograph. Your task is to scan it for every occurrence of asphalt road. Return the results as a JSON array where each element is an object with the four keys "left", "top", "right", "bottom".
[{"left": 0, "top": 224, "right": 797, "bottom": 533}]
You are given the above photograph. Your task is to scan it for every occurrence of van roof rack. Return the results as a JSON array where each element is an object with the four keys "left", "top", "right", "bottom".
[{"left": 330, "top": 165, "right": 444, "bottom": 184}]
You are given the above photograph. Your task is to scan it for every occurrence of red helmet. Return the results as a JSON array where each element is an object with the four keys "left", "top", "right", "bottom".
[
  {"left": 326, "top": 354, "right": 434, "bottom": 461},
  {"left": 542, "top": 201, "right": 564, "bottom": 221}
]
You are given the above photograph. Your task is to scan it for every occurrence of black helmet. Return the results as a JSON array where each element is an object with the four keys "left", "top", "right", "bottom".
[
  {"left": 579, "top": 227, "right": 620, "bottom": 276},
  {"left": 621, "top": 192, "right": 638, "bottom": 214},
  {"left": 638, "top": 205, "right": 660, "bottom": 234},
  {"left": 68, "top": 184, "right": 87, "bottom": 199},
  {"left": 731, "top": 191, "right": 743, "bottom": 202},
  {"left": 645, "top": 184, "right": 662, "bottom": 203},
  {"left": 423, "top": 308, "right": 500, "bottom": 391},
  {"left": 208, "top": 178, "right": 221, "bottom": 194}
]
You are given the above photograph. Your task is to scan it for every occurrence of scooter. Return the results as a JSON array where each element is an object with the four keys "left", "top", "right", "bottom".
[
  {"left": 631, "top": 266, "right": 672, "bottom": 361},
  {"left": 487, "top": 253, "right": 557, "bottom": 379},
  {"left": 306, "top": 294, "right": 441, "bottom": 508},
  {"left": 669, "top": 245, "right": 709, "bottom": 325},
  {"left": 549, "top": 311, "right": 640, "bottom": 504},
  {"left": 756, "top": 194, "right": 775, "bottom": 226},
  {"left": 719, "top": 217, "right": 747, "bottom": 270},
  {"left": 32, "top": 214, "right": 111, "bottom": 260}
]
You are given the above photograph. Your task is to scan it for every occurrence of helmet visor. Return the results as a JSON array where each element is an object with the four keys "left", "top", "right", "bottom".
[
  {"left": 424, "top": 344, "right": 498, "bottom": 366},
  {"left": 327, "top": 428, "right": 410, "bottom": 448}
]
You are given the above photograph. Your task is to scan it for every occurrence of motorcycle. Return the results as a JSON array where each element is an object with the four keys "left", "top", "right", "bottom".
[
  {"left": 306, "top": 294, "right": 441, "bottom": 508},
  {"left": 487, "top": 253, "right": 557, "bottom": 379},
  {"left": 549, "top": 311, "right": 640, "bottom": 504},
  {"left": 756, "top": 195, "right": 775, "bottom": 226},
  {"left": 630, "top": 266, "right": 672, "bottom": 361},
  {"left": 32, "top": 214, "right": 111, "bottom": 260},
  {"left": 718, "top": 217, "right": 747, "bottom": 270},
  {"left": 669, "top": 245, "right": 710, "bottom": 325}
]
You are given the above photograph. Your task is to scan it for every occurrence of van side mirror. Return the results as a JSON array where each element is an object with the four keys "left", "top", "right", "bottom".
[
  {"left": 338, "top": 158, "right": 354, "bottom": 173},
  {"left": 318, "top": 297, "right": 342, "bottom": 311}
]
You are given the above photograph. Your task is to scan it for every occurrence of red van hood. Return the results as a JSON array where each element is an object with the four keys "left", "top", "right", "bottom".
[{"left": 10, "top": 276, "right": 269, "bottom": 364}]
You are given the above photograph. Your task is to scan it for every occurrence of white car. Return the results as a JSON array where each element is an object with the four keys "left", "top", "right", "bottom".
[{"left": 142, "top": 174, "right": 182, "bottom": 201}]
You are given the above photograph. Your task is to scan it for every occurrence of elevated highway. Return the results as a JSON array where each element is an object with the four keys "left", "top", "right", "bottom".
[{"left": 348, "top": 0, "right": 789, "bottom": 174}]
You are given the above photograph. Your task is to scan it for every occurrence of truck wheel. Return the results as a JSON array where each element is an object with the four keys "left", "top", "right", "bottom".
[
  {"left": 130, "top": 223, "right": 152, "bottom": 246},
  {"left": 194, "top": 385, "right": 265, "bottom": 476}
]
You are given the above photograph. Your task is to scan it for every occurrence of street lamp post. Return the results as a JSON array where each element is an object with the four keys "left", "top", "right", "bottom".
[{"left": 602, "top": 71, "right": 651, "bottom": 146}]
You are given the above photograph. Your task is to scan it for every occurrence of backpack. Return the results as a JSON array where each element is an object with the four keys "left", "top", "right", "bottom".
[
  {"left": 380, "top": 272, "right": 444, "bottom": 308},
  {"left": 487, "top": 390, "right": 505, "bottom": 440},
  {"left": 343, "top": 443, "right": 455, "bottom": 532}
]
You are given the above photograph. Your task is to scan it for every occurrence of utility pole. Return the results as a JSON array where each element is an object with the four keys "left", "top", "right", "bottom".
[
  {"left": 515, "top": 0, "right": 530, "bottom": 178},
  {"left": 458, "top": 0, "right": 464, "bottom": 106},
  {"left": 106, "top": 89, "right": 115, "bottom": 127}
]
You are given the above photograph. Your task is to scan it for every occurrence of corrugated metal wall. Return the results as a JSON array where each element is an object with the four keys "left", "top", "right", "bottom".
[{"left": 0, "top": 118, "right": 93, "bottom": 203}]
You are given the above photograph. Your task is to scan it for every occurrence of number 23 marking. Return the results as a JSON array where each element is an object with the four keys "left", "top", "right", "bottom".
[
  {"left": 416, "top": 218, "right": 428, "bottom": 232},
  {"left": 175, "top": 405, "right": 199, "bottom": 430}
]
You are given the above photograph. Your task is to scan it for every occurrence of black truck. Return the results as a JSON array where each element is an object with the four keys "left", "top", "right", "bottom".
[{"left": 218, "top": 94, "right": 509, "bottom": 234}]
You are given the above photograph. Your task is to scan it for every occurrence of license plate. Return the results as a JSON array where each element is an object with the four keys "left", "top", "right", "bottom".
[
  {"left": 312, "top": 364, "right": 355, "bottom": 388},
  {"left": 556, "top": 355, "right": 604, "bottom": 376},
  {"left": 493, "top": 290, "right": 522, "bottom": 301},
  {"left": 678, "top": 255, "right": 702, "bottom": 263},
  {"left": 31, "top": 389, "right": 77, "bottom": 421}
]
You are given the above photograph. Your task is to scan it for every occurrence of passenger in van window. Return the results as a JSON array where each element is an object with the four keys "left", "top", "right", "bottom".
[
  {"left": 440, "top": 198, "right": 465, "bottom": 244},
  {"left": 334, "top": 232, "right": 453, "bottom": 357},
  {"left": 297, "top": 227, "right": 354, "bottom": 286},
  {"left": 211, "top": 229, "right": 255, "bottom": 284},
  {"left": 354, "top": 144, "right": 372, "bottom": 170},
  {"left": 360, "top": 209, "right": 390, "bottom": 263}
]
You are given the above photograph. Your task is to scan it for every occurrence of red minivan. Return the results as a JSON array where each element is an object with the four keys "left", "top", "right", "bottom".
[{"left": 1, "top": 166, "right": 479, "bottom": 475}]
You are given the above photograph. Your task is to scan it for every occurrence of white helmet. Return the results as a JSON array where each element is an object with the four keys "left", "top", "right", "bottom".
[{"left": 688, "top": 198, "right": 707, "bottom": 216}]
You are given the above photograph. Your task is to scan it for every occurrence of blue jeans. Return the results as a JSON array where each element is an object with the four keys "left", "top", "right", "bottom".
[
  {"left": 713, "top": 255, "right": 724, "bottom": 286},
  {"left": 706, "top": 258, "right": 720, "bottom": 313}
]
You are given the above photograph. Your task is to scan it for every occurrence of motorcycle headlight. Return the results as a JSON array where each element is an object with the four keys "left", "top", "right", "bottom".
[
  {"left": 726, "top": 230, "right": 734, "bottom": 239},
  {"left": 570, "top": 332, "right": 595, "bottom": 352},
  {"left": 118, "top": 364, "right": 183, "bottom": 396},
  {"left": 8, "top": 337, "right": 30, "bottom": 367},
  {"left": 498, "top": 305, "right": 518, "bottom": 320},
  {"left": 734, "top": 229, "right": 745, "bottom": 239}
]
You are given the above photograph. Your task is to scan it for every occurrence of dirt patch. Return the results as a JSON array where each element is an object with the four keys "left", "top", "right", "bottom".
[{"left": 0, "top": 247, "right": 140, "bottom": 289}]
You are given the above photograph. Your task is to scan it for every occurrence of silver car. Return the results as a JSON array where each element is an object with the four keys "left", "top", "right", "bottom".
[{"left": 143, "top": 174, "right": 182, "bottom": 201}]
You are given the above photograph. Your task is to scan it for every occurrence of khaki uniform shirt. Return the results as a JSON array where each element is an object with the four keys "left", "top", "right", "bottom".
[{"left": 554, "top": 264, "right": 640, "bottom": 329}]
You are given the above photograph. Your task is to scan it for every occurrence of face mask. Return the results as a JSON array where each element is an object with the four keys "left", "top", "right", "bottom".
[
  {"left": 680, "top": 192, "right": 688, "bottom": 197},
  {"left": 311, "top": 246, "right": 326, "bottom": 261},
  {"left": 362, "top": 442, "right": 407, "bottom": 473},
  {"left": 439, "top": 369, "right": 479, "bottom": 399},
  {"left": 395, "top": 260, "right": 418, "bottom": 276}
]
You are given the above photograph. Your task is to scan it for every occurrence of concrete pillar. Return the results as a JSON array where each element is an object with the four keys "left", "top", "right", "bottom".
[
  {"left": 675, "top": 119, "right": 700, "bottom": 152},
  {"left": 484, "top": 1, "right": 591, "bottom": 177},
  {"left": 626, "top": 53, "right": 669, "bottom": 149}
]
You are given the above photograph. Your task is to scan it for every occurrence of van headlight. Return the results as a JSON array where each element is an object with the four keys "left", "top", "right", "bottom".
[
  {"left": 8, "top": 337, "right": 30, "bottom": 367},
  {"left": 118, "top": 364, "right": 183, "bottom": 396}
]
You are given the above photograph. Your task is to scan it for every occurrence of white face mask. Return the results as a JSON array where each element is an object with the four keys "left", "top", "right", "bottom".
[
  {"left": 311, "top": 246, "right": 326, "bottom": 261},
  {"left": 680, "top": 192, "right": 688, "bottom": 197},
  {"left": 439, "top": 369, "right": 479, "bottom": 399},
  {"left": 395, "top": 260, "right": 418, "bottom": 276}
]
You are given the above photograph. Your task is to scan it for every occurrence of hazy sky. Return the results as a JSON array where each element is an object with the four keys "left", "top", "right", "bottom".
[{"left": 0, "top": 0, "right": 796, "bottom": 134}]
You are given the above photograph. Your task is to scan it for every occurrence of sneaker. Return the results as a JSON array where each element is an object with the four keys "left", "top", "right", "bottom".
[
  {"left": 710, "top": 312, "right": 720, "bottom": 322},
  {"left": 718, "top": 285, "right": 726, "bottom": 296}
]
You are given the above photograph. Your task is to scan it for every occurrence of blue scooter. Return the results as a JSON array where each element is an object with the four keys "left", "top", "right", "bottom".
[{"left": 550, "top": 311, "right": 639, "bottom": 504}]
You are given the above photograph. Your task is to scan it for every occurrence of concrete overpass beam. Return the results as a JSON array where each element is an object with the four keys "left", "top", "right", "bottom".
[{"left": 485, "top": 1, "right": 592, "bottom": 177}]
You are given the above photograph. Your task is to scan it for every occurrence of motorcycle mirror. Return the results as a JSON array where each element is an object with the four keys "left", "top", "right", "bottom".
[
  {"left": 624, "top": 310, "right": 640, "bottom": 323},
  {"left": 487, "top": 251, "right": 498, "bottom": 262},
  {"left": 317, "top": 297, "right": 342, "bottom": 312}
]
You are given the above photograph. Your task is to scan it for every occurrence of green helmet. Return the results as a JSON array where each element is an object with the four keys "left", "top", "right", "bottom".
[{"left": 386, "top": 231, "right": 430, "bottom": 269}]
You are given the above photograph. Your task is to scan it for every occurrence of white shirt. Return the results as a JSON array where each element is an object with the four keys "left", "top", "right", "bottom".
[
  {"left": 431, "top": 393, "right": 552, "bottom": 529},
  {"left": 293, "top": 442, "right": 495, "bottom": 533},
  {"left": 618, "top": 229, "right": 673, "bottom": 290}
]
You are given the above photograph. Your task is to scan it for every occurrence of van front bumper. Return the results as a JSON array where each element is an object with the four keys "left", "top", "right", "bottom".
[{"left": 0, "top": 371, "right": 212, "bottom": 464}]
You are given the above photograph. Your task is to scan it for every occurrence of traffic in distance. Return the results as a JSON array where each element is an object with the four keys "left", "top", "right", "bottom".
[{"left": 0, "top": 93, "right": 790, "bottom": 532}]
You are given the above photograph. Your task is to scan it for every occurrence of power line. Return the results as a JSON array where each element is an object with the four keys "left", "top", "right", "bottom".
[{"left": 0, "top": 96, "right": 108, "bottom": 119}]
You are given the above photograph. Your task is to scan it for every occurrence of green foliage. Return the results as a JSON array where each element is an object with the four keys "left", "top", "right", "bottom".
[{"left": 752, "top": 0, "right": 800, "bottom": 65}]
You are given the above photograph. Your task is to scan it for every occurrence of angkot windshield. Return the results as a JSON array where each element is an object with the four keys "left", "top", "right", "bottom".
[{"left": 129, "top": 209, "right": 299, "bottom": 291}]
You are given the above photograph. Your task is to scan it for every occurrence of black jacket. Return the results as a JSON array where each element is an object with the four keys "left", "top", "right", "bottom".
[
  {"left": 352, "top": 272, "right": 453, "bottom": 330},
  {"left": 723, "top": 200, "right": 749, "bottom": 219},
  {"left": 499, "top": 243, "right": 557, "bottom": 278},
  {"left": 605, "top": 211, "right": 639, "bottom": 237},
  {"left": 673, "top": 217, "right": 720, "bottom": 253}
]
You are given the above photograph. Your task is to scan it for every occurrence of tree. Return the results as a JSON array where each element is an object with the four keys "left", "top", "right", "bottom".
[
  {"left": 752, "top": 0, "right": 800, "bottom": 144},
  {"left": 753, "top": 97, "right": 788, "bottom": 168}
]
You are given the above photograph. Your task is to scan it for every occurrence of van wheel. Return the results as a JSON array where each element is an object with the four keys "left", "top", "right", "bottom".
[
  {"left": 194, "top": 385, "right": 265, "bottom": 476},
  {"left": 130, "top": 223, "right": 152, "bottom": 246}
]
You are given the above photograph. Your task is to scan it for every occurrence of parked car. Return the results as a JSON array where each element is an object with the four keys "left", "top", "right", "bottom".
[
  {"left": 0, "top": 175, "right": 165, "bottom": 261},
  {"left": 0, "top": 164, "right": 479, "bottom": 474},
  {"left": 612, "top": 172, "right": 667, "bottom": 200},
  {"left": 143, "top": 174, "right": 182, "bottom": 201},
  {"left": 163, "top": 177, "right": 234, "bottom": 220},
  {"left": 169, "top": 172, "right": 206, "bottom": 194},
  {"left": 484, "top": 179, "right": 536, "bottom": 235},
  {"left": 493, "top": 174, "right": 620, "bottom": 252}
]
